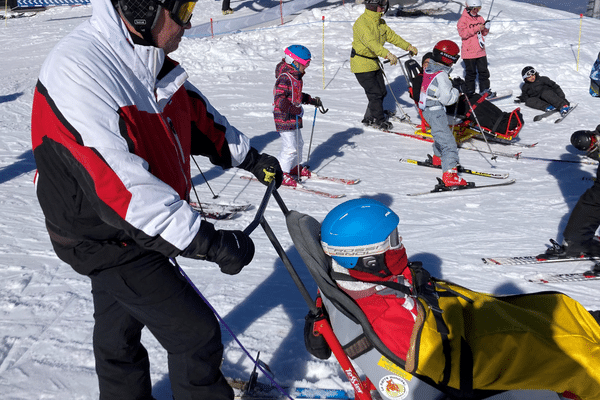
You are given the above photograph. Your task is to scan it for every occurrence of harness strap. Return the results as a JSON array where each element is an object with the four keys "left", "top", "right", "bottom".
[
  {"left": 330, "top": 271, "right": 413, "bottom": 297},
  {"left": 342, "top": 333, "right": 374, "bottom": 360},
  {"left": 350, "top": 47, "right": 379, "bottom": 60}
]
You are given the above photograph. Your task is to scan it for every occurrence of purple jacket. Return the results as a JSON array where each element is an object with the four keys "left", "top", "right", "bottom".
[{"left": 457, "top": 9, "right": 489, "bottom": 60}]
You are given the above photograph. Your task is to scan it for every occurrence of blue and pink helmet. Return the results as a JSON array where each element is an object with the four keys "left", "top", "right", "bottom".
[{"left": 285, "top": 45, "right": 312, "bottom": 67}]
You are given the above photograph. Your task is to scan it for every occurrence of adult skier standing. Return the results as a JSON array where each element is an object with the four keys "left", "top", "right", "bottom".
[
  {"left": 30, "top": 0, "right": 282, "bottom": 398},
  {"left": 350, "top": 0, "right": 418, "bottom": 130},
  {"left": 538, "top": 126, "right": 600, "bottom": 262}
]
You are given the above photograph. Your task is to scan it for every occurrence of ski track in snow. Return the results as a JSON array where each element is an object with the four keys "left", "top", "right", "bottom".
[{"left": 2, "top": 0, "right": 600, "bottom": 398}]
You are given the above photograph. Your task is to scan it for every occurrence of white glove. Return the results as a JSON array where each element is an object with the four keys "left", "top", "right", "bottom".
[{"left": 484, "top": 20, "right": 491, "bottom": 30}]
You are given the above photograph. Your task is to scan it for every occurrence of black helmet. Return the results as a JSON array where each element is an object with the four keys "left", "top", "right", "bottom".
[
  {"left": 521, "top": 66, "right": 536, "bottom": 80},
  {"left": 117, "top": 0, "right": 196, "bottom": 44},
  {"left": 571, "top": 130, "right": 597, "bottom": 152},
  {"left": 117, "top": 0, "right": 161, "bottom": 43},
  {"left": 433, "top": 40, "right": 460, "bottom": 66},
  {"left": 363, "top": 0, "right": 388, "bottom": 12}
]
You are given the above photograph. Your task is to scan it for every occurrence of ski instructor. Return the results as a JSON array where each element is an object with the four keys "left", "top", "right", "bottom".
[{"left": 30, "top": 0, "right": 283, "bottom": 398}]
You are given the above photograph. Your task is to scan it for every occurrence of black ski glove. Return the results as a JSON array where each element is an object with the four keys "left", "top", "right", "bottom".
[
  {"left": 180, "top": 220, "right": 255, "bottom": 275},
  {"left": 452, "top": 77, "right": 465, "bottom": 92},
  {"left": 207, "top": 230, "right": 255, "bottom": 275},
  {"left": 238, "top": 148, "right": 283, "bottom": 188},
  {"left": 514, "top": 96, "right": 524, "bottom": 104},
  {"left": 312, "top": 96, "right": 323, "bottom": 108}
]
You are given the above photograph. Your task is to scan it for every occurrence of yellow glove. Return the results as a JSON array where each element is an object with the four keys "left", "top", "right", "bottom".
[
  {"left": 407, "top": 45, "right": 418, "bottom": 56},
  {"left": 385, "top": 52, "right": 398, "bottom": 66}
]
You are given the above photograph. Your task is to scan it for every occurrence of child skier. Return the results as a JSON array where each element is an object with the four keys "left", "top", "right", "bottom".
[
  {"left": 516, "top": 66, "right": 571, "bottom": 116},
  {"left": 457, "top": 0, "right": 493, "bottom": 97},
  {"left": 321, "top": 198, "right": 600, "bottom": 399},
  {"left": 418, "top": 40, "right": 466, "bottom": 187},
  {"left": 273, "top": 45, "right": 323, "bottom": 187}
]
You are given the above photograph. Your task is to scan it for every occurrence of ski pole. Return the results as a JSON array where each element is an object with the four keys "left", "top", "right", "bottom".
[
  {"left": 191, "top": 155, "right": 219, "bottom": 199},
  {"left": 295, "top": 115, "right": 301, "bottom": 178},
  {"left": 306, "top": 107, "right": 318, "bottom": 166},
  {"left": 462, "top": 94, "right": 497, "bottom": 161},
  {"left": 486, "top": 0, "right": 495, "bottom": 21}
]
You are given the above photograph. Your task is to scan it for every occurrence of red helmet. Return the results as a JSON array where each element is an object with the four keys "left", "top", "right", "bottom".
[{"left": 433, "top": 40, "right": 460, "bottom": 66}]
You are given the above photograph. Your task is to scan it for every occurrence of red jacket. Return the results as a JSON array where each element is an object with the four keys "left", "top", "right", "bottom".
[{"left": 32, "top": 0, "right": 254, "bottom": 275}]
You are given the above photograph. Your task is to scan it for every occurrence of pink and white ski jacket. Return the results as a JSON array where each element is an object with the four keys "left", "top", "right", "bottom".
[
  {"left": 31, "top": 0, "right": 253, "bottom": 275},
  {"left": 457, "top": 9, "right": 489, "bottom": 60}
]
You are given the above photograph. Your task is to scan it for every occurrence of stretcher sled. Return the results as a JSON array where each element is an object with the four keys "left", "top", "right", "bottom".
[
  {"left": 402, "top": 59, "right": 523, "bottom": 145},
  {"left": 244, "top": 183, "right": 567, "bottom": 400}
]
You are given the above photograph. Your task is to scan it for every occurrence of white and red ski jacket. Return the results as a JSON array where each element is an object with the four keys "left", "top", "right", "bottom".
[{"left": 31, "top": 0, "right": 253, "bottom": 275}]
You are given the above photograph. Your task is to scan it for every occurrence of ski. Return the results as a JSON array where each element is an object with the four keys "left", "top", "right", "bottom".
[
  {"left": 189, "top": 202, "right": 251, "bottom": 220},
  {"left": 381, "top": 128, "right": 434, "bottom": 143},
  {"left": 554, "top": 103, "right": 578, "bottom": 123},
  {"left": 533, "top": 109, "right": 558, "bottom": 122},
  {"left": 407, "top": 178, "right": 516, "bottom": 196},
  {"left": 459, "top": 144, "right": 599, "bottom": 164},
  {"left": 228, "top": 379, "right": 350, "bottom": 399},
  {"left": 473, "top": 134, "right": 537, "bottom": 148},
  {"left": 525, "top": 269, "right": 600, "bottom": 284},
  {"left": 399, "top": 157, "right": 509, "bottom": 179},
  {"left": 303, "top": 172, "right": 360, "bottom": 185},
  {"left": 482, "top": 255, "right": 598, "bottom": 266},
  {"left": 484, "top": 89, "right": 513, "bottom": 102},
  {"left": 240, "top": 176, "right": 344, "bottom": 198}
]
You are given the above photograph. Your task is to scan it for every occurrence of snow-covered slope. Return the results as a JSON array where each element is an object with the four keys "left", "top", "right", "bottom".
[{"left": 1, "top": 0, "right": 600, "bottom": 398}]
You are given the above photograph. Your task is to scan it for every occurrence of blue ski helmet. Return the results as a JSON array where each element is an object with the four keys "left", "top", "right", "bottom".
[
  {"left": 321, "top": 199, "right": 400, "bottom": 269},
  {"left": 285, "top": 45, "right": 312, "bottom": 66}
]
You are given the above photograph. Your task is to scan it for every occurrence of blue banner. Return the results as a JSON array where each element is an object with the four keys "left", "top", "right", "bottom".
[{"left": 17, "top": 0, "right": 89, "bottom": 7}]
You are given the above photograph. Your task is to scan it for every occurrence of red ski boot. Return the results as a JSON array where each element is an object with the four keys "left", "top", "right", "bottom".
[
  {"left": 442, "top": 168, "right": 468, "bottom": 187},
  {"left": 281, "top": 173, "right": 298, "bottom": 187},
  {"left": 290, "top": 165, "right": 311, "bottom": 178}
]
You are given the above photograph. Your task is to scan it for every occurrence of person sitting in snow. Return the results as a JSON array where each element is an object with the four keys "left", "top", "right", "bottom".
[
  {"left": 515, "top": 66, "right": 571, "bottom": 117},
  {"left": 321, "top": 198, "right": 600, "bottom": 399},
  {"left": 418, "top": 40, "right": 466, "bottom": 187},
  {"left": 273, "top": 45, "right": 324, "bottom": 187}
]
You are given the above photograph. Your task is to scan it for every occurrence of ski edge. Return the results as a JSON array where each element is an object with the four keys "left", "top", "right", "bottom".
[
  {"left": 399, "top": 157, "right": 509, "bottom": 179},
  {"left": 407, "top": 179, "right": 516, "bottom": 197},
  {"left": 240, "top": 176, "right": 344, "bottom": 198}
]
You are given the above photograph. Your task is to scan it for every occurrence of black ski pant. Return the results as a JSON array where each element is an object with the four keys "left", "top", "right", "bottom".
[
  {"left": 464, "top": 56, "right": 490, "bottom": 95},
  {"left": 563, "top": 166, "right": 600, "bottom": 255},
  {"left": 89, "top": 253, "right": 233, "bottom": 400},
  {"left": 355, "top": 69, "right": 387, "bottom": 125}
]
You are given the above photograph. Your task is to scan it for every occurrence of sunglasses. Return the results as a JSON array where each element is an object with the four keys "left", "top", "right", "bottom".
[
  {"left": 167, "top": 0, "right": 196, "bottom": 26},
  {"left": 523, "top": 68, "right": 537, "bottom": 79}
]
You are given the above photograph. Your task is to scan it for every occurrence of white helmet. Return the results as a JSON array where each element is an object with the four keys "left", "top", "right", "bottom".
[{"left": 466, "top": 0, "right": 482, "bottom": 7}]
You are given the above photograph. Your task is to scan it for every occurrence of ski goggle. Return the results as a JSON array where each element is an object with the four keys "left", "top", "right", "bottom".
[
  {"left": 523, "top": 68, "right": 537, "bottom": 80},
  {"left": 466, "top": 6, "right": 481, "bottom": 11},
  {"left": 166, "top": 0, "right": 196, "bottom": 26},
  {"left": 322, "top": 227, "right": 401, "bottom": 258}
]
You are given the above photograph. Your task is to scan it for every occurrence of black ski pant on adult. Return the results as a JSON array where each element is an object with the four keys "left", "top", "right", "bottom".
[
  {"left": 563, "top": 166, "right": 600, "bottom": 255},
  {"left": 464, "top": 56, "right": 490, "bottom": 95},
  {"left": 89, "top": 252, "right": 233, "bottom": 400},
  {"left": 355, "top": 69, "right": 387, "bottom": 125}
]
